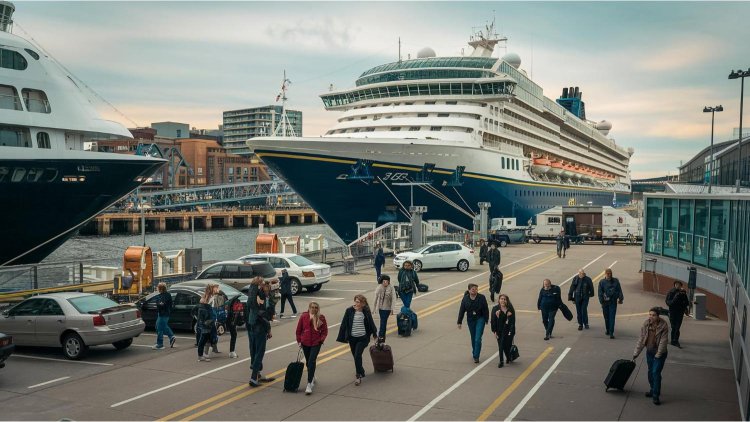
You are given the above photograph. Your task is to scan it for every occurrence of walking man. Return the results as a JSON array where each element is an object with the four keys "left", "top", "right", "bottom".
[
  {"left": 633, "top": 307, "right": 669, "bottom": 405},
  {"left": 568, "top": 269, "right": 594, "bottom": 330},
  {"left": 247, "top": 277, "right": 275, "bottom": 387},
  {"left": 555, "top": 230, "right": 566, "bottom": 258},
  {"left": 665, "top": 281, "right": 690, "bottom": 348},
  {"left": 457, "top": 283, "right": 489, "bottom": 363},
  {"left": 152, "top": 282, "right": 176, "bottom": 350},
  {"left": 487, "top": 242, "right": 501, "bottom": 273},
  {"left": 479, "top": 239, "right": 488, "bottom": 265},
  {"left": 598, "top": 268, "right": 624, "bottom": 339},
  {"left": 537, "top": 279, "right": 562, "bottom": 340},
  {"left": 279, "top": 269, "right": 298, "bottom": 318},
  {"left": 374, "top": 242, "right": 385, "bottom": 282}
]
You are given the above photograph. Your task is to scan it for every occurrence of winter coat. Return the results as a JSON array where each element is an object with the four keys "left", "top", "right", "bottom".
[
  {"left": 634, "top": 317, "right": 669, "bottom": 358},
  {"left": 488, "top": 247, "right": 501, "bottom": 269},
  {"left": 397, "top": 268, "right": 419, "bottom": 295},
  {"left": 336, "top": 306, "right": 377, "bottom": 343},
  {"left": 374, "top": 248, "right": 385, "bottom": 267},
  {"left": 666, "top": 287, "right": 690, "bottom": 312},
  {"left": 155, "top": 292, "right": 173, "bottom": 317},
  {"left": 490, "top": 304, "right": 516, "bottom": 338},
  {"left": 280, "top": 272, "right": 292, "bottom": 295},
  {"left": 246, "top": 284, "right": 267, "bottom": 327},
  {"left": 479, "top": 244, "right": 488, "bottom": 260},
  {"left": 373, "top": 283, "right": 396, "bottom": 312},
  {"left": 296, "top": 312, "right": 328, "bottom": 347},
  {"left": 598, "top": 277, "right": 624, "bottom": 305},
  {"left": 537, "top": 285, "right": 563, "bottom": 310},
  {"left": 489, "top": 270, "right": 503, "bottom": 294},
  {"left": 196, "top": 303, "right": 214, "bottom": 330},
  {"left": 568, "top": 275, "right": 594, "bottom": 302},
  {"left": 457, "top": 293, "right": 490, "bottom": 324}
]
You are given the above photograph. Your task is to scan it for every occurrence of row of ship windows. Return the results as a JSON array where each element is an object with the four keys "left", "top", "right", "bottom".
[
  {"left": 0, "top": 47, "right": 40, "bottom": 71},
  {"left": 0, "top": 84, "right": 51, "bottom": 113},
  {"left": 353, "top": 100, "right": 466, "bottom": 108},
  {"left": 0, "top": 125, "right": 51, "bottom": 149},
  {"left": 515, "top": 189, "right": 604, "bottom": 199},
  {"left": 326, "top": 126, "right": 474, "bottom": 135},
  {"left": 345, "top": 112, "right": 481, "bottom": 122},
  {"left": 321, "top": 82, "right": 514, "bottom": 108},
  {"left": 502, "top": 157, "right": 520, "bottom": 171}
]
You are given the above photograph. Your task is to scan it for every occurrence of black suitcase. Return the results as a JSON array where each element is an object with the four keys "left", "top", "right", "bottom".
[
  {"left": 397, "top": 313, "right": 412, "bottom": 337},
  {"left": 560, "top": 303, "right": 573, "bottom": 321},
  {"left": 370, "top": 340, "right": 394, "bottom": 372},
  {"left": 283, "top": 349, "right": 304, "bottom": 392},
  {"left": 604, "top": 359, "right": 636, "bottom": 391},
  {"left": 417, "top": 283, "right": 428, "bottom": 292}
]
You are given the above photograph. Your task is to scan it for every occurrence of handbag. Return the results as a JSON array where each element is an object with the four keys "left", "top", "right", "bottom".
[{"left": 510, "top": 344, "right": 520, "bottom": 361}]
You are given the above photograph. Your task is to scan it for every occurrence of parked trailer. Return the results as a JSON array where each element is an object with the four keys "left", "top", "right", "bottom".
[{"left": 530, "top": 206, "right": 642, "bottom": 244}]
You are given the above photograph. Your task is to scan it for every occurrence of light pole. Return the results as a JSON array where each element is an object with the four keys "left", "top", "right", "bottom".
[
  {"left": 703, "top": 105, "right": 724, "bottom": 193},
  {"left": 729, "top": 68, "right": 750, "bottom": 190}
]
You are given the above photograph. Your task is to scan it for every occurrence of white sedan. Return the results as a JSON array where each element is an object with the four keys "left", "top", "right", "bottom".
[
  {"left": 393, "top": 241, "right": 474, "bottom": 272},
  {"left": 239, "top": 253, "right": 331, "bottom": 295}
]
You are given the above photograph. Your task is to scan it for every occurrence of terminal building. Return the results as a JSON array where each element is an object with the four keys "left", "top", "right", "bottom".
[{"left": 679, "top": 136, "right": 750, "bottom": 187}]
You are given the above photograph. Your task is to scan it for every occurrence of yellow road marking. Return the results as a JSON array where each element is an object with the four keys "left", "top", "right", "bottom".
[
  {"left": 476, "top": 347, "right": 554, "bottom": 421},
  {"left": 160, "top": 253, "right": 557, "bottom": 421}
]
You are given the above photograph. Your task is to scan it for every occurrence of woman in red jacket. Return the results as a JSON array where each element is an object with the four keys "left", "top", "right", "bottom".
[{"left": 295, "top": 301, "right": 328, "bottom": 395}]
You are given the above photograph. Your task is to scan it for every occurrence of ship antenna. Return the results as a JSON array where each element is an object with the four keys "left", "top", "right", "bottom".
[
  {"left": 398, "top": 37, "right": 402, "bottom": 63},
  {"left": 273, "top": 70, "right": 297, "bottom": 137}
]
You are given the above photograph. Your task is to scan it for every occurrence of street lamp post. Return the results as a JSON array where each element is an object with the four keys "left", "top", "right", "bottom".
[
  {"left": 729, "top": 68, "right": 750, "bottom": 190},
  {"left": 703, "top": 105, "right": 724, "bottom": 193}
]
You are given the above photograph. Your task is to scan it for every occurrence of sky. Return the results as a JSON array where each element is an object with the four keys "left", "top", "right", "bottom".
[{"left": 10, "top": 1, "right": 750, "bottom": 179}]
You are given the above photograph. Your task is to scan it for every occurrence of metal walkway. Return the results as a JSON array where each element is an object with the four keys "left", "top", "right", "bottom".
[{"left": 137, "top": 181, "right": 296, "bottom": 210}]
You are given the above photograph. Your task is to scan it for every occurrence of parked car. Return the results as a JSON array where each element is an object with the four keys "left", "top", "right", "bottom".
[
  {"left": 195, "top": 260, "right": 278, "bottom": 291},
  {"left": 136, "top": 280, "right": 247, "bottom": 333},
  {"left": 0, "top": 332, "right": 14, "bottom": 369},
  {"left": 0, "top": 293, "right": 145, "bottom": 360},
  {"left": 393, "top": 241, "right": 474, "bottom": 272},
  {"left": 238, "top": 253, "right": 331, "bottom": 295},
  {"left": 488, "top": 229, "right": 528, "bottom": 247}
]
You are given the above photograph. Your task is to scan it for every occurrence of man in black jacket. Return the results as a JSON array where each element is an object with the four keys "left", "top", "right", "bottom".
[
  {"left": 568, "top": 269, "right": 594, "bottom": 330},
  {"left": 537, "top": 279, "right": 562, "bottom": 340},
  {"left": 457, "top": 283, "right": 490, "bottom": 363},
  {"left": 487, "top": 243, "right": 501, "bottom": 273},
  {"left": 598, "top": 268, "right": 624, "bottom": 339},
  {"left": 279, "top": 269, "right": 297, "bottom": 318},
  {"left": 666, "top": 281, "right": 690, "bottom": 348},
  {"left": 479, "top": 239, "right": 488, "bottom": 265}
]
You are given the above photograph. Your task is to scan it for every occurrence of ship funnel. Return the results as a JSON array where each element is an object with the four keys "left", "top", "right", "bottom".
[
  {"left": 573, "top": 86, "right": 579, "bottom": 98},
  {"left": 0, "top": 1, "right": 14, "bottom": 33},
  {"left": 562, "top": 87, "right": 568, "bottom": 98}
]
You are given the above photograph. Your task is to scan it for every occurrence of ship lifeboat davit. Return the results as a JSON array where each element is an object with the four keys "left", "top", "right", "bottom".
[
  {"left": 548, "top": 160, "right": 565, "bottom": 175},
  {"left": 561, "top": 162, "right": 575, "bottom": 178},
  {"left": 531, "top": 157, "right": 552, "bottom": 174}
]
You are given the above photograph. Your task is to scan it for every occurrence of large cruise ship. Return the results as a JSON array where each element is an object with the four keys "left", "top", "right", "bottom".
[
  {"left": 248, "top": 23, "right": 633, "bottom": 243},
  {"left": 0, "top": 2, "right": 165, "bottom": 266}
]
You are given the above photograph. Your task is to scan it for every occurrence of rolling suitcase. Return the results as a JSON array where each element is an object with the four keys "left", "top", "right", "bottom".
[
  {"left": 370, "top": 339, "right": 394, "bottom": 372},
  {"left": 397, "top": 313, "right": 412, "bottom": 337},
  {"left": 559, "top": 303, "right": 573, "bottom": 321},
  {"left": 604, "top": 359, "right": 636, "bottom": 391},
  {"left": 283, "top": 348, "right": 304, "bottom": 392},
  {"left": 417, "top": 283, "right": 429, "bottom": 292}
]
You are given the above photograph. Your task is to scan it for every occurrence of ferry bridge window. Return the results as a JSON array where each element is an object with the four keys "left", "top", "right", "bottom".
[
  {"left": 0, "top": 48, "right": 28, "bottom": 70},
  {"left": 0, "top": 84, "right": 23, "bottom": 110},
  {"left": 36, "top": 132, "right": 50, "bottom": 149},
  {"left": 0, "top": 124, "right": 31, "bottom": 147},
  {"left": 22, "top": 88, "right": 51, "bottom": 113},
  {"left": 24, "top": 48, "right": 40, "bottom": 60}
]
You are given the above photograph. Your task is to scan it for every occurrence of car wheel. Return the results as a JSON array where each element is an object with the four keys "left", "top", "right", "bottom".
[
  {"left": 413, "top": 260, "right": 423, "bottom": 272},
  {"left": 290, "top": 278, "right": 302, "bottom": 296},
  {"left": 533, "top": 236, "right": 541, "bottom": 244},
  {"left": 62, "top": 332, "right": 88, "bottom": 360},
  {"left": 500, "top": 240, "right": 508, "bottom": 247},
  {"left": 457, "top": 259, "right": 469, "bottom": 272},
  {"left": 113, "top": 338, "right": 133, "bottom": 350}
]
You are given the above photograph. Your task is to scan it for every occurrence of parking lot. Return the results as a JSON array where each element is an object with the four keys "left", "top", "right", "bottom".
[{"left": 0, "top": 243, "right": 740, "bottom": 420}]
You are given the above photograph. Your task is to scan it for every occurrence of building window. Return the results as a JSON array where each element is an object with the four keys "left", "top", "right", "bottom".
[
  {"left": 0, "top": 48, "right": 28, "bottom": 71},
  {"left": 176, "top": 129, "right": 182, "bottom": 137},
  {"left": 36, "top": 132, "right": 50, "bottom": 149},
  {"left": 0, "top": 124, "right": 31, "bottom": 147}
]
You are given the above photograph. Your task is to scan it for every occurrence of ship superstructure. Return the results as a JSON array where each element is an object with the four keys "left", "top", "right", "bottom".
[{"left": 248, "top": 21, "right": 633, "bottom": 243}]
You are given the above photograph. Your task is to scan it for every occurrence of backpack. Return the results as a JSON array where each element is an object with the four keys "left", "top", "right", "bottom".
[{"left": 231, "top": 300, "right": 245, "bottom": 326}]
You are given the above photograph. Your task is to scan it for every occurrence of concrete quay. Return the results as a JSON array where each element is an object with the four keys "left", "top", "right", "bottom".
[{"left": 0, "top": 243, "right": 739, "bottom": 420}]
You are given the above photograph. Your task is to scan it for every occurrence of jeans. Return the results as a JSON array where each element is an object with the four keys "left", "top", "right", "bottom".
[
  {"left": 302, "top": 344, "right": 321, "bottom": 383},
  {"left": 197, "top": 333, "right": 210, "bottom": 357},
  {"left": 375, "top": 263, "right": 382, "bottom": 281},
  {"left": 541, "top": 307, "right": 558, "bottom": 336},
  {"left": 378, "top": 309, "right": 391, "bottom": 339},
  {"left": 401, "top": 291, "right": 414, "bottom": 309},
  {"left": 646, "top": 351, "right": 668, "bottom": 398},
  {"left": 575, "top": 297, "right": 590, "bottom": 327},
  {"left": 348, "top": 335, "right": 369, "bottom": 377},
  {"left": 602, "top": 301, "right": 618, "bottom": 334},
  {"left": 248, "top": 325, "right": 268, "bottom": 379},
  {"left": 496, "top": 332, "right": 514, "bottom": 363},
  {"left": 669, "top": 309, "right": 684, "bottom": 343},
  {"left": 467, "top": 317, "right": 486, "bottom": 360},
  {"left": 228, "top": 323, "right": 237, "bottom": 353},
  {"left": 155, "top": 315, "right": 174, "bottom": 347},
  {"left": 280, "top": 293, "right": 297, "bottom": 315}
]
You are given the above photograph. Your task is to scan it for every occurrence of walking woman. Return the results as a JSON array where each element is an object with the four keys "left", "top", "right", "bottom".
[
  {"left": 196, "top": 285, "right": 215, "bottom": 362},
  {"left": 373, "top": 274, "right": 396, "bottom": 339},
  {"left": 457, "top": 283, "right": 490, "bottom": 363},
  {"left": 397, "top": 260, "right": 419, "bottom": 309},
  {"left": 206, "top": 284, "right": 223, "bottom": 354},
  {"left": 337, "top": 294, "right": 378, "bottom": 386},
  {"left": 490, "top": 294, "right": 516, "bottom": 368},
  {"left": 152, "top": 282, "right": 176, "bottom": 350},
  {"left": 225, "top": 292, "right": 244, "bottom": 359},
  {"left": 296, "top": 302, "right": 328, "bottom": 395},
  {"left": 537, "top": 278, "right": 562, "bottom": 340}
]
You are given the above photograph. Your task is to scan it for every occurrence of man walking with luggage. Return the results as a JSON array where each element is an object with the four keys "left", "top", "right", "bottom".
[
  {"left": 666, "top": 281, "right": 690, "bottom": 348},
  {"left": 599, "top": 268, "right": 624, "bottom": 339},
  {"left": 487, "top": 242, "right": 501, "bottom": 273},
  {"left": 457, "top": 283, "right": 489, "bottom": 363},
  {"left": 633, "top": 307, "right": 669, "bottom": 405},
  {"left": 568, "top": 269, "right": 594, "bottom": 330}
]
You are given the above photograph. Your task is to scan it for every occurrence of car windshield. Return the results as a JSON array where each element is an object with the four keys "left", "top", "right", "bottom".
[
  {"left": 288, "top": 255, "right": 316, "bottom": 266},
  {"left": 67, "top": 295, "right": 119, "bottom": 314}
]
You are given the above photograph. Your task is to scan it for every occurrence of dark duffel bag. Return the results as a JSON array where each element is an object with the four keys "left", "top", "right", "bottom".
[
  {"left": 559, "top": 302, "right": 574, "bottom": 321},
  {"left": 417, "top": 283, "right": 429, "bottom": 293},
  {"left": 370, "top": 339, "right": 394, "bottom": 372},
  {"left": 510, "top": 344, "right": 520, "bottom": 361},
  {"left": 283, "top": 348, "right": 304, "bottom": 392},
  {"left": 604, "top": 359, "right": 636, "bottom": 391},
  {"left": 397, "top": 313, "right": 412, "bottom": 337}
]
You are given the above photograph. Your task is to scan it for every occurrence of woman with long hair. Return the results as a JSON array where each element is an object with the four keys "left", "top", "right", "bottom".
[
  {"left": 295, "top": 301, "right": 328, "bottom": 394},
  {"left": 490, "top": 293, "right": 516, "bottom": 367},
  {"left": 373, "top": 274, "right": 396, "bottom": 339},
  {"left": 337, "top": 294, "right": 378, "bottom": 386},
  {"left": 196, "top": 285, "right": 215, "bottom": 362}
]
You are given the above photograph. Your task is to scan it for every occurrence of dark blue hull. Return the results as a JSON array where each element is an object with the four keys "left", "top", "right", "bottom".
[
  {"left": 0, "top": 156, "right": 165, "bottom": 266},
  {"left": 256, "top": 150, "right": 631, "bottom": 243}
]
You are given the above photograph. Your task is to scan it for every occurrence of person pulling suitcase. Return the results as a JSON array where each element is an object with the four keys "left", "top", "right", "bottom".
[
  {"left": 633, "top": 307, "right": 670, "bottom": 405},
  {"left": 295, "top": 302, "right": 328, "bottom": 395}
]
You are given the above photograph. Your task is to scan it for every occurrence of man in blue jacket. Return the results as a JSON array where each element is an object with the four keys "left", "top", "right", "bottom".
[{"left": 598, "top": 268, "right": 624, "bottom": 339}]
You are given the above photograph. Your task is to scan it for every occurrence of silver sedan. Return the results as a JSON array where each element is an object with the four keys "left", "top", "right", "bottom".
[{"left": 0, "top": 292, "right": 145, "bottom": 360}]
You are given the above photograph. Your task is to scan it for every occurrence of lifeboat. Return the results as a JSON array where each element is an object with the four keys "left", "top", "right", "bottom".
[
  {"left": 531, "top": 156, "right": 552, "bottom": 174},
  {"left": 579, "top": 167, "right": 593, "bottom": 182},
  {"left": 561, "top": 162, "right": 575, "bottom": 178},
  {"left": 548, "top": 160, "right": 565, "bottom": 175}
]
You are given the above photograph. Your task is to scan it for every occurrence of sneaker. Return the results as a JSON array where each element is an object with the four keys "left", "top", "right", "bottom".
[
  {"left": 305, "top": 383, "right": 313, "bottom": 395},
  {"left": 645, "top": 392, "right": 653, "bottom": 398},
  {"left": 152, "top": 345, "right": 165, "bottom": 350},
  {"left": 291, "top": 313, "right": 298, "bottom": 318},
  {"left": 354, "top": 376, "right": 361, "bottom": 386},
  {"left": 279, "top": 314, "right": 285, "bottom": 319},
  {"left": 578, "top": 325, "right": 583, "bottom": 331},
  {"left": 311, "top": 378, "right": 316, "bottom": 387},
  {"left": 198, "top": 356, "right": 206, "bottom": 362},
  {"left": 259, "top": 376, "right": 276, "bottom": 383},
  {"left": 474, "top": 358, "right": 479, "bottom": 363},
  {"left": 169, "top": 337, "right": 176, "bottom": 348},
  {"left": 206, "top": 350, "right": 211, "bottom": 360},
  {"left": 653, "top": 397, "right": 661, "bottom": 405},
  {"left": 610, "top": 335, "right": 615, "bottom": 339},
  {"left": 248, "top": 378, "right": 259, "bottom": 388},
  {"left": 544, "top": 336, "right": 549, "bottom": 341},
  {"left": 229, "top": 351, "right": 238, "bottom": 358},
  {"left": 498, "top": 362, "right": 504, "bottom": 368},
  {"left": 585, "top": 325, "right": 590, "bottom": 329},
  {"left": 212, "top": 345, "right": 220, "bottom": 353}
]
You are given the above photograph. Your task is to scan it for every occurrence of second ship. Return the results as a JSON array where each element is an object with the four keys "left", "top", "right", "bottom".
[{"left": 248, "top": 23, "right": 634, "bottom": 243}]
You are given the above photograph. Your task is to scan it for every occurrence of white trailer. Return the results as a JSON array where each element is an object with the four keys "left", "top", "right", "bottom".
[{"left": 530, "top": 206, "right": 642, "bottom": 244}]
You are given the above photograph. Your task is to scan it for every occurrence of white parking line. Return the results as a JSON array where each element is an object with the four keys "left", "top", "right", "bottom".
[
  {"left": 408, "top": 352, "right": 500, "bottom": 421},
  {"left": 506, "top": 347, "right": 571, "bottom": 421},
  {"left": 304, "top": 297, "right": 344, "bottom": 301},
  {"left": 320, "top": 288, "right": 366, "bottom": 292},
  {"left": 27, "top": 376, "right": 70, "bottom": 389},
  {"left": 141, "top": 333, "right": 195, "bottom": 340},
  {"left": 10, "top": 355, "right": 113, "bottom": 366}
]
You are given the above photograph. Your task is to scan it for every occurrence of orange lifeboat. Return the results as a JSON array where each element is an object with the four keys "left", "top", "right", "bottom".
[
  {"left": 531, "top": 156, "right": 552, "bottom": 174},
  {"left": 548, "top": 160, "right": 565, "bottom": 175}
]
